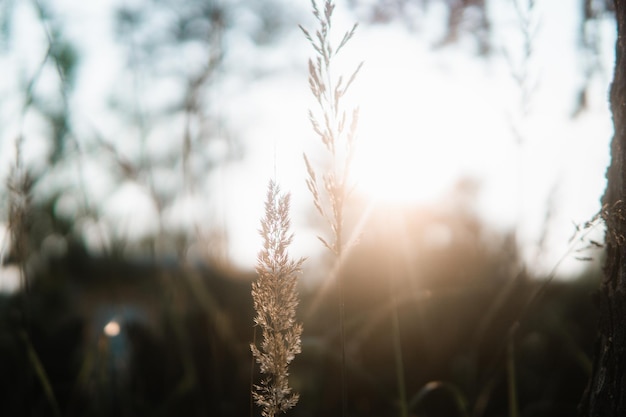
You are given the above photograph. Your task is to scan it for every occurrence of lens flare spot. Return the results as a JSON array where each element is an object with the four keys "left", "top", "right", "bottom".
[{"left": 104, "top": 320, "right": 121, "bottom": 337}]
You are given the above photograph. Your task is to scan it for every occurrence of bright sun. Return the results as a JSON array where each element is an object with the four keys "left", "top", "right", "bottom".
[
  {"left": 340, "top": 33, "right": 482, "bottom": 206},
  {"left": 339, "top": 32, "right": 513, "bottom": 208},
  {"left": 347, "top": 82, "right": 467, "bottom": 207},
  {"left": 350, "top": 134, "right": 453, "bottom": 205}
]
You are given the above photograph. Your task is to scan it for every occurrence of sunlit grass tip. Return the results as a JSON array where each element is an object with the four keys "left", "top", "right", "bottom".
[{"left": 251, "top": 179, "right": 305, "bottom": 417}]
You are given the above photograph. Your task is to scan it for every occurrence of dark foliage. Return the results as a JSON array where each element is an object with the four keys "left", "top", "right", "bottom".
[{"left": 0, "top": 202, "right": 599, "bottom": 417}]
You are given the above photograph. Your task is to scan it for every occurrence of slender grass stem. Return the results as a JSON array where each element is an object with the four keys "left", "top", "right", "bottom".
[
  {"left": 301, "top": 2, "right": 361, "bottom": 415},
  {"left": 20, "top": 330, "right": 61, "bottom": 417},
  {"left": 337, "top": 245, "right": 347, "bottom": 417},
  {"left": 390, "top": 284, "right": 408, "bottom": 417},
  {"left": 506, "top": 325, "right": 519, "bottom": 417}
]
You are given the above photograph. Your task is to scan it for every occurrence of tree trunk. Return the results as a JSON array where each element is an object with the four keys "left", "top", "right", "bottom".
[{"left": 579, "top": 2, "right": 626, "bottom": 415}]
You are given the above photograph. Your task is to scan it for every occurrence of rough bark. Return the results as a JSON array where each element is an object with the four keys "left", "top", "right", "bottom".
[{"left": 579, "top": 2, "right": 626, "bottom": 415}]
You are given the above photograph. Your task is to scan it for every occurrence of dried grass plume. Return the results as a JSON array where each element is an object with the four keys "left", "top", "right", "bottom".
[{"left": 251, "top": 180, "right": 305, "bottom": 417}]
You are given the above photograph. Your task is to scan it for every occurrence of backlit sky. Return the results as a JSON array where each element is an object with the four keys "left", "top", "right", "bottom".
[
  {"left": 0, "top": 0, "right": 616, "bottom": 288},
  {"left": 213, "top": 0, "right": 614, "bottom": 277}
]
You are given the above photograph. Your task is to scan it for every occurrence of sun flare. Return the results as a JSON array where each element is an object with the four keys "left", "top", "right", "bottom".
[
  {"left": 344, "top": 38, "right": 468, "bottom": 206},
  {"left": 350, "top": 135, "right": 451, "bottom": 205}
]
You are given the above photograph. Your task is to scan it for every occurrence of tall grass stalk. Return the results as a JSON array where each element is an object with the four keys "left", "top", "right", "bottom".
[
  {"left": 7, "top": 137, "right": 61, "bottom": 417},
  {"left": 506, "top": 325, "right": 519, "bottom": 417},
  {"left": 506, "top": 0, "right": 540, "bottom": 249},
  {"left": 300, "top": 1, "right": 361, "bottom": 414},
  {"left": 20, "top": 330, "right": 62, "bottom": 417},
  {"left": 383, "top": 216, "right": 410, "bottom": 417},
  {"left": 4, "top": 9, "right": 75, "bottom": 410},
  {"left": 390, "top": 281, "right": 408, "bottom": 417},
  {"left": 7, "top": 139, "right": 30, "bottom": 294},
  {"left": 489, "top": 2, "right": 539, "bottom": 414},
  {"left": 251, "top": 180, "right": 304, "bottom": 417}
]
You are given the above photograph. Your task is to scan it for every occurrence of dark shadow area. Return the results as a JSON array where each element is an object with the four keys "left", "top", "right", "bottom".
[{"left": 0, "top": 196, "right": 600, "bottom": 417}]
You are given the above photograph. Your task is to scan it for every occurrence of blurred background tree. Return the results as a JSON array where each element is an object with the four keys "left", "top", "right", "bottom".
[
  {"left": 0, "top": 0, "right": 299, "bottom": 266},
  {"left": 579, "top": 1, "right": 626, "bottom": 415}
]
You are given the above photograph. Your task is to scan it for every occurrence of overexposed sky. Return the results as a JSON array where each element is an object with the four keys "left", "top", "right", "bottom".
[
  {"left": 213, "top": 0, "right": 614, "bottom": 276},
  {"left": 0, "top": 0, "right": 616, "bottom": 281}
]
